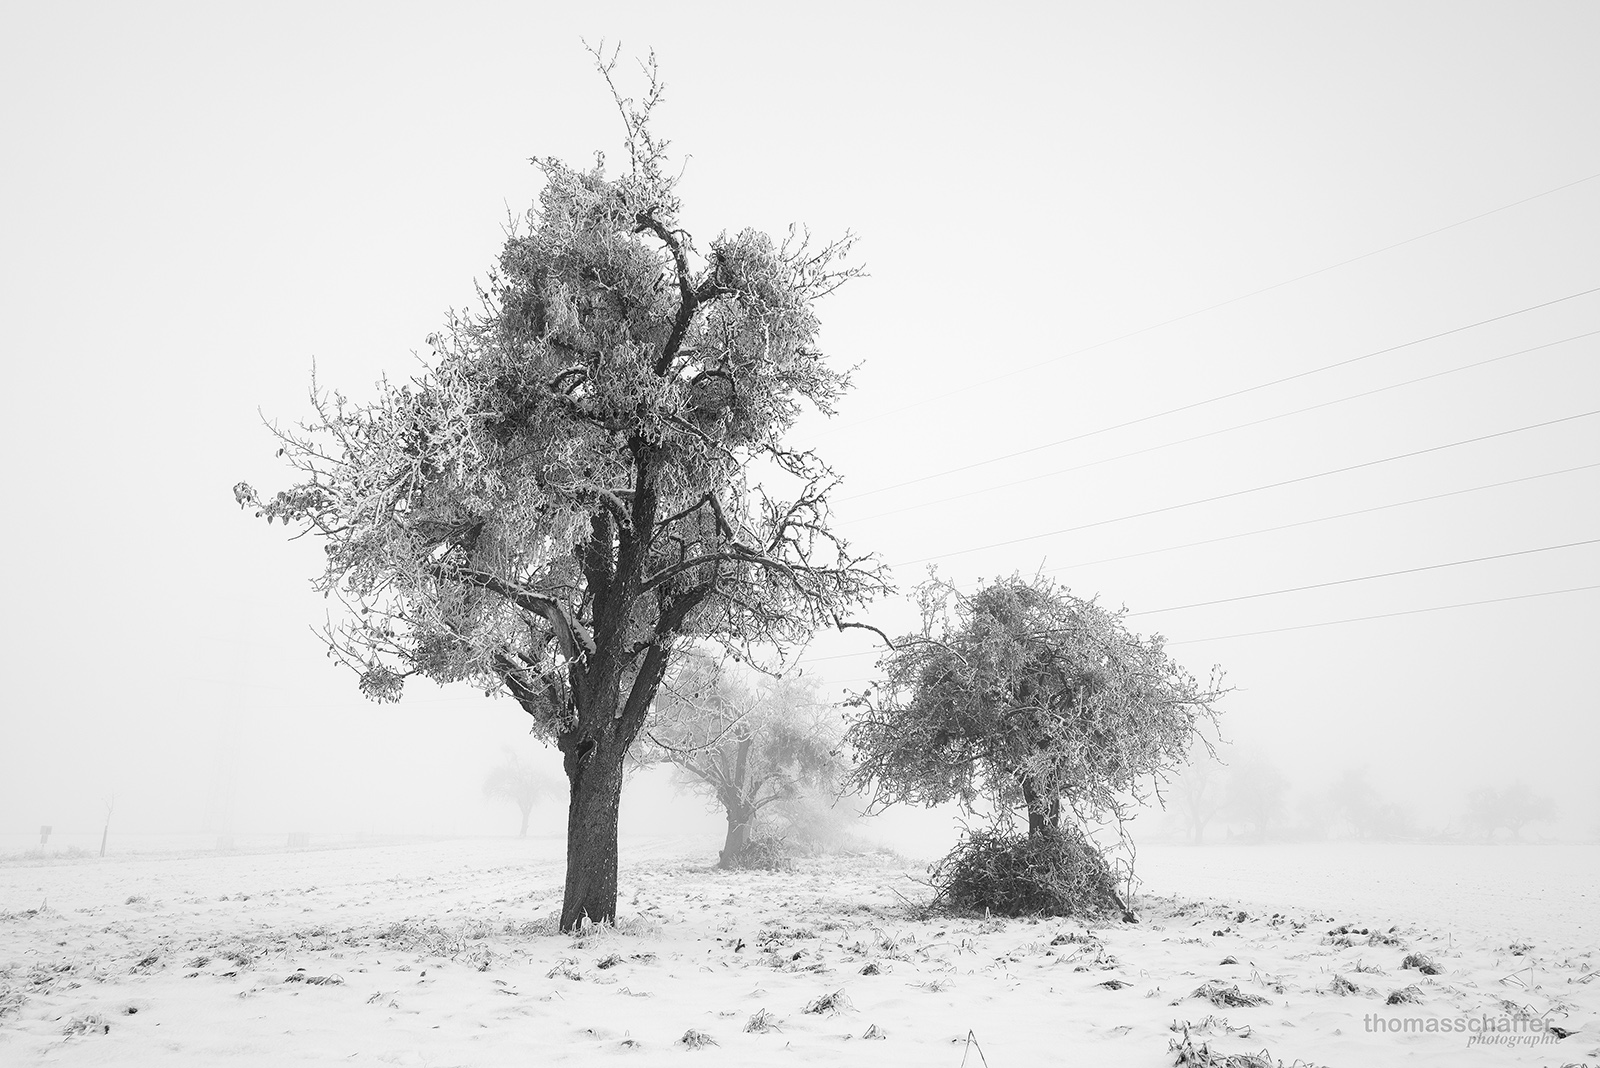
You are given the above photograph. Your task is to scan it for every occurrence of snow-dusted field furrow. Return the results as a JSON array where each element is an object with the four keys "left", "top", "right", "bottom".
[{"left": 2, "top": 840, "right": 1596, "bottom": 1066}]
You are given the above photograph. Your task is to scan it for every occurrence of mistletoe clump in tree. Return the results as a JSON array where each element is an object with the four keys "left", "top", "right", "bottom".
[
  {"left": 646, "top": 652, "right": 844, "bottom": 868},
  {"left": 846, "top": 573, "right": 1226, "bottom": 916},
  {"left": 234, "top": 52, "right": 886, "bottom": 930}
]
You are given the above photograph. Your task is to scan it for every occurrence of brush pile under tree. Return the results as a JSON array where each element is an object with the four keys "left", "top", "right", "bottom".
[{"left": 929, "top": 825, "right": 1123, "bottom": 917}]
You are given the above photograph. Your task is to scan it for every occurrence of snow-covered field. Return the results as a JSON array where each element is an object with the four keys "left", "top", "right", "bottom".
[{"left": 2, "top": 838, "right": 1596, "bottom": 1066}]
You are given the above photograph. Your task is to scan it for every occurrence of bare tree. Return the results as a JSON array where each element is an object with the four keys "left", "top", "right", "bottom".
[
  {"left": 236, "top": 49, "right": 886, "bottom": 929},
  {"left": 1465, "top": 782, "right": 1556, "bottom": 840},
  {"left": 1224, "top": 756, "right": 1288, "bottom": 842},
  {"left": 483, "top": 748, "right": 559, "bottom": 837},
  {"left": 1169, "top": 753, "right": 1225, "bottom": 844},
  {"left": 1327, "top": 767, "right": 1413, "bottom": 840},
  {"left": 645, "top": 653, "right": 842, "bottom": 865}
]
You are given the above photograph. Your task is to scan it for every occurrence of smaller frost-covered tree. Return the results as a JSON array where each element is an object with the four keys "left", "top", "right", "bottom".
[
  {"left": 847, "top": 573, "right": 1226, "bottom": 839},
  {"left": 483, "top": 748, "right": 560, "bottom": 837},
  {"left": 645, "top": 653, "right": 842, "bottom": 866},
  {"left": 846, "top": 574, "right": 1225, "bottom": 916}
]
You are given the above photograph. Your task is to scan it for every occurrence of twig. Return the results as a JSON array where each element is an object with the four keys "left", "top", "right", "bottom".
[{"left": 959, "top": 1029, "right": 991, "bottom": 1068}]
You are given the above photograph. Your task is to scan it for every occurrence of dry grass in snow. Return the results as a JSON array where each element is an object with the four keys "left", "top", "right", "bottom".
[{"left": 1, "top": 839, "right": 1597, "bottom": 1066}]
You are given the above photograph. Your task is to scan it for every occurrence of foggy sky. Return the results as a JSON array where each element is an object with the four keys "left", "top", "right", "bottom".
[{"left": 1, "top": 2, "right": 1596, "bottom": 853}]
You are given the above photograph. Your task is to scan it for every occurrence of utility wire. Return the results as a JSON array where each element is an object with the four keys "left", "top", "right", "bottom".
[
  {"left": 889, "top": 409, "right": 1600, "bottom": 568},
  {"left": 1129, "top": 538, "right": 1600, "bottom": 616},
  {"left": 845, "top": 285, "right": 1600, "bottom": 502},
  {"left": 795, "top": 468, "right": 1600, "bottom": 667},
  {"left": 829, "top": 170, "right": 1600, "bottom": 434},
  {"left": 849, "top": 330, "right": 1599, "bottom": 523},
  {"left": 1166, "top": 584, "right": 1600, "bottom": 646},
  {"left": 1041, "top": 461, "right": 1600, "bottom": 575},
  {"left": 809, "top": 583, "right": 1600, "bottom": 682}
]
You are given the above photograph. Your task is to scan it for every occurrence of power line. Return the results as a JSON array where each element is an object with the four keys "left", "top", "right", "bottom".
[
  {"left": 1166, "top": 584, "right": 1600, "bottom": 646},
  {"left": 1129, "top": 538, "right": 1600, "bottom": 616},
  {"left": 804, "top": 583, "right": 1600, "bottom": 682},
  {"left": 1041, "top": 461, "right": 1600, "bottom": 574},
  {"left": 889, "top": 409, "right": 1600, "bottom": 568},
  {"left": 828, "top": 170, "right": 1600, "bottom": 434},
  {"left": 849, "top": 330, "right": 1598, "bottom": 524},
  {"left": 843, "top": 285, "right": 1600, "bottom": 501},
  {"left": 794, "top": 460, "right": 1600, "bottom": 667}
]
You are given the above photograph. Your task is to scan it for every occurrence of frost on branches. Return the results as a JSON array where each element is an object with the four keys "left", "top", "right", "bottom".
[
  {"left": 846, "top": 573, "right": 1226, "bottom": 840},
  {"left": 235, "top": 51, "right": 886, "bottom": 930}
]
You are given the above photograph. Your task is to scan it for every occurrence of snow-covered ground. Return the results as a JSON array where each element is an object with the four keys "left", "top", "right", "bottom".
[{"left": 2, "top": 837, "right": 1596, "bottom": 1066}]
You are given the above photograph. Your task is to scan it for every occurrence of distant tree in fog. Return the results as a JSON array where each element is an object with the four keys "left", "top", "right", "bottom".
[
  {"left": 483, "top": 749, "right": 559, "bottom": 837},
  {"left": 1328, "top": 768, "right": 1414, "bottom": 840},
  {"left": 1169, "top": 753, "right": 1225, "bottom": 844},
  {"left": 1465, "top": 782, "right": 1557, "bottom": 840},
  {"left": 1224, "top": 756, "right": 1288, "bottom": 841},
  {"left": 645, "top": 652, "right": 843, "bottom": 866}
]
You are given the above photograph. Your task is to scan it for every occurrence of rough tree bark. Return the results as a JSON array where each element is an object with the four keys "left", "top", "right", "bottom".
[{"left": 559, "top": 733, "right": 629, "bottom": 928}]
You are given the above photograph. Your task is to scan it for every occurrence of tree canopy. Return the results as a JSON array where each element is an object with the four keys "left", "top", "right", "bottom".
[
  {"left": 236, "top": 50, "right": 886, "bottom": 928},
  {"left": 846, "top": 573, "right": 1225, "bottom": 838}
]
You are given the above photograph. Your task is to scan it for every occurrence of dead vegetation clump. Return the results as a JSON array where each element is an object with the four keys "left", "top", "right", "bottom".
[
  {"left": 0, "top": 979, "right": 24, "bottom": 1022},
  {"left": 722, "top": 836, "right": 795, "bottom": 872},
  {"left": 928, "top": 827, "right": 1122, "bottom": 919},
  {"left": 502, "top": 918, "right": 559, "bottom": 939},
  {"left": 744, "top": 1008, "right": 782, "bottom": 1033},
  {"left": 1190, "top": 980, "right": 1271, "bottom": 1008},
  {"left": 283, "top": 971, "right": 343, "bottom": 986},
  {"left": 1386, "top": 984, "right": 1424, "bottom": 1005},
  {"left": 803, "top": 989, "right": 852, "bottom": 1014},
  {"left": 1168, "top": 1025, "right": 1327, "bottom": 1068},
  {"left": 1168, "top": 1035, "right": 1272, "bottom": 1068},
  {"left": 1400, "top": 953, "right": 1444, "bottom": 975},
  {"left": 545, "top": 959, "right": 583, "bottom": 981},
  {"left": 679, "top": 1028, "right": 717, "bottom": 1048},
  {"left": 62, "top": 1012, "right": 112, "bottom": 1036},
  {"left": 1327, "top": 974, "right": 1365, "bottom": 996}
]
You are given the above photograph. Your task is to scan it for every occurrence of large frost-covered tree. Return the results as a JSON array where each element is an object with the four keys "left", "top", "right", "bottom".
[
  {"left": 846, "top": 574, "right": 1225, "bottom": 839},
  {"left": 236, "top": 51, "right": 886, "bottom": 929}
]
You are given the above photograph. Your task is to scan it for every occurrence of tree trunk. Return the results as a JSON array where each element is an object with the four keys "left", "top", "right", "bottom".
[
  {"left": 1021, "top": 779, "right": 1061, "bottom": 839},
  {"left": 559, "top": 736, "right": 626, "bottom": 931},
  {"left": 719, "top": 805, "right": 754, "bottom": 867},
  {"left": 518, "top": 804, "right": 532, "bottom": 838}
]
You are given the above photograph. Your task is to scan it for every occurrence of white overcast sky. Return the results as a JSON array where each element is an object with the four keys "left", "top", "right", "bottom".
[{"left": 2, "top": 2, "right": 1596, "bottom": 844}]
